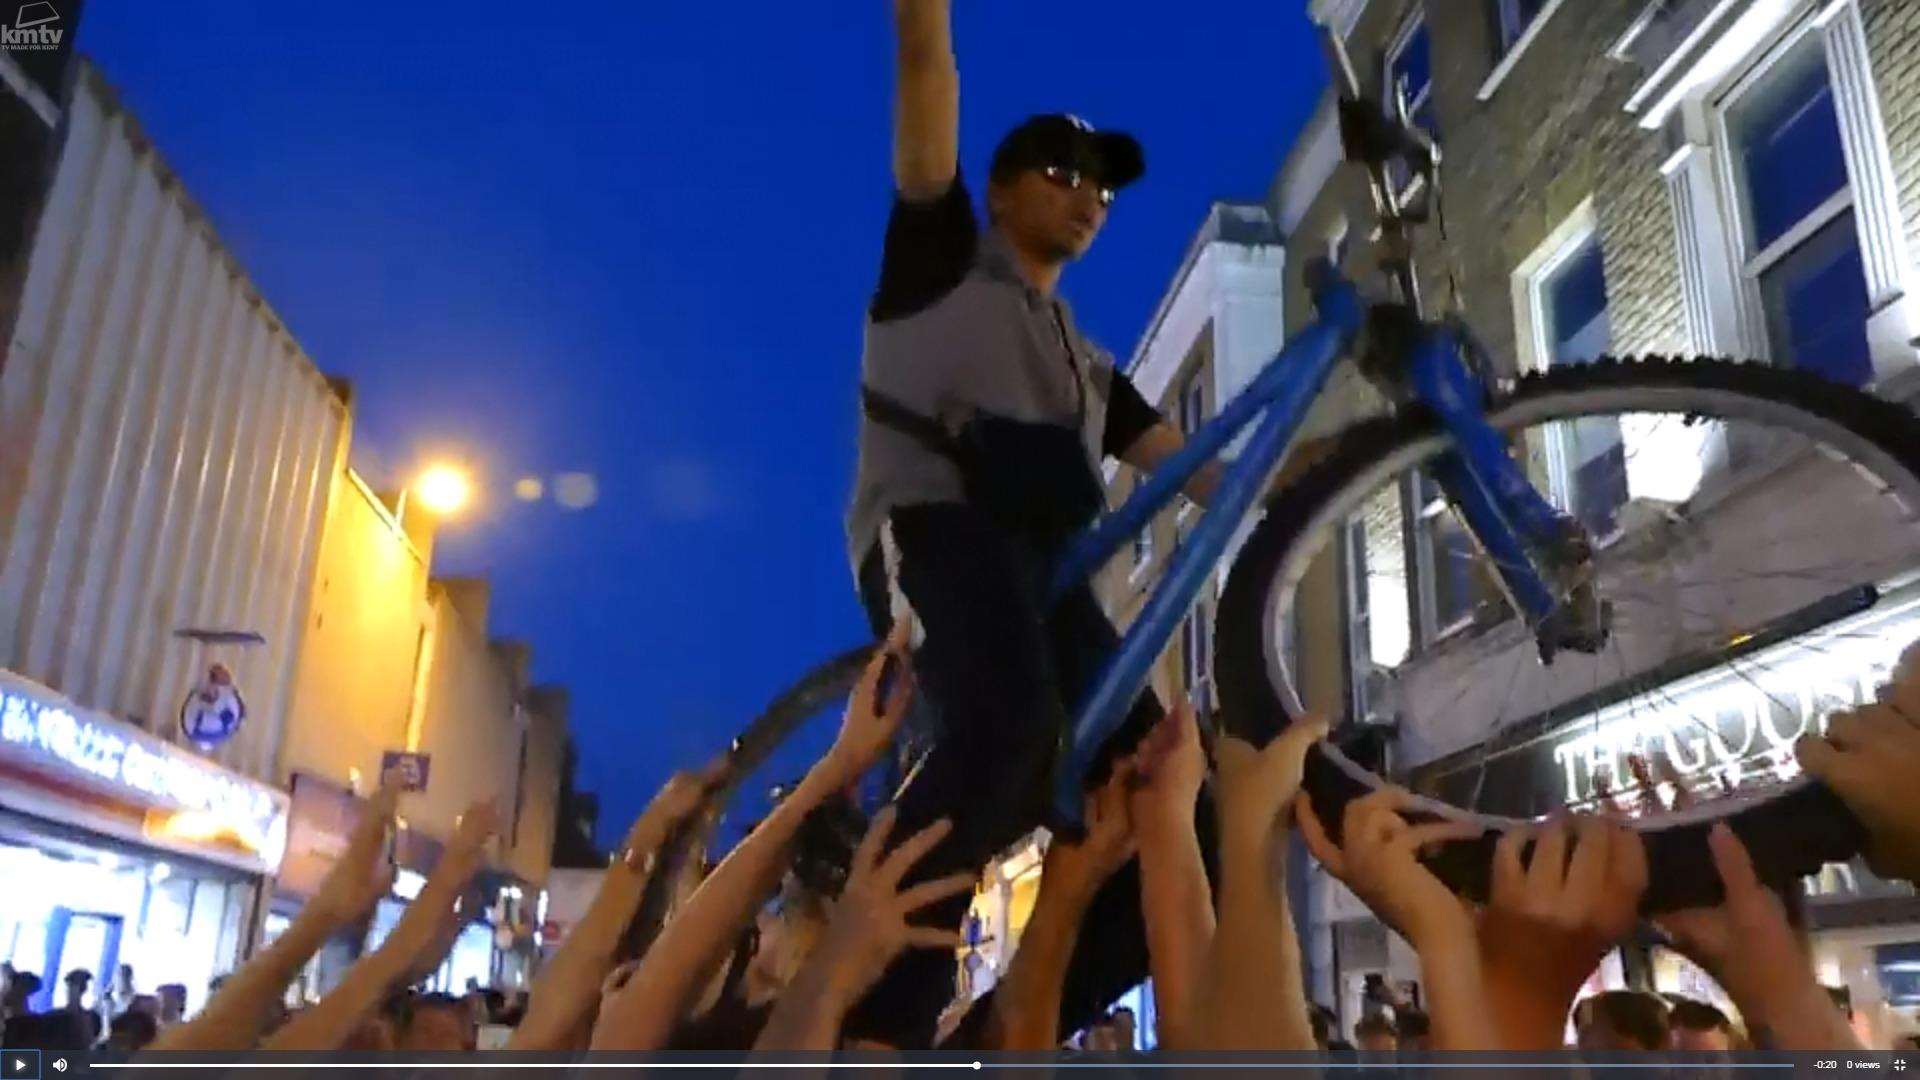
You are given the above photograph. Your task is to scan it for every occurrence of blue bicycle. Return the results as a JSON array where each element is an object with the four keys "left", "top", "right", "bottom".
[{"left": 739, "top": 32, "right": 1920, "bottom": 915}]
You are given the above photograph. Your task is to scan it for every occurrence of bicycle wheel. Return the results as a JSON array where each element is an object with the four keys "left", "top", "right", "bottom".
[{"left": 1214, "top": 356, "right": 1920, "bottom": 912}]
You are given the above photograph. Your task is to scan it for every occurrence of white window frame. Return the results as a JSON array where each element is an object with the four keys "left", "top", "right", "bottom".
[
  {"left": 1412, "top": 475, "right": 1478, "bottom": 643},
  {"left": 1383, "top": 9, "right": 1434, "bottom": 201},
  {"left": 1707, "top": 16, "right": 1856, "bottom": 370},
  {"left": 1661, "top": 0, "right": 1914, "bottom": 385},
  {"left": 1181, "top": 604, "right": 1212, "bottom": 714},
  {"left": 1511, "top": 201, "right": 1622, "bottom": 528},
  {"left": 1479, "top": 0, "right": 1573, "bottom": 102}
]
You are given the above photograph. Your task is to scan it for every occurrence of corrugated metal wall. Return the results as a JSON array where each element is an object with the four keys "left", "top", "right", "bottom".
[{"left": 0, "top": 63, "right": 346, "bottom": 784}]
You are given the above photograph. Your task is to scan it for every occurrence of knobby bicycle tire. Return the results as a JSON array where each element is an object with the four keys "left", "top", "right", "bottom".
[{"left": 1214, "top": 355, "right": 1920, "bottom": 913}]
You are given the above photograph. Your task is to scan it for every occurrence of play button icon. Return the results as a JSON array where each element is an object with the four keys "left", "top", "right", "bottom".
[{"left": 4, "top": 1051, "right": 38, "bottom": 1079}]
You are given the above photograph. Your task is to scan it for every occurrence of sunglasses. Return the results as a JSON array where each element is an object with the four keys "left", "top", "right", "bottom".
[{"left": 1040, "top": 164, "right": 1116, "bottom": 207}]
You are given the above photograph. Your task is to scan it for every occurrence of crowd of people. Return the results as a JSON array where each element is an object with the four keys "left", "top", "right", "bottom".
[{"left": 1, "top": 625, "right": 1914, "bottom": 1062}]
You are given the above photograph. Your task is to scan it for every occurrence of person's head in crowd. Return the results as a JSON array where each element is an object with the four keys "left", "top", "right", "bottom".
[
  {"left": 1667, "top": 997, "right": 1735, "bottom": 1052},
  {"left": 62, "top": 968, "right": 91, "bottom": 1009},
  {"left": 104, "top": 1007, "right": 158, "bottom": 1054},
  {"left": 1, "top": 970, "right": 38, "bottom": 1014},
  {"left": 742, "top": 874, "right": 831, "bottom": 1002},
  {"left": 1576, "top": 991, "right": 1671, "bottom": 1052},
  {"left": 1395, "top": 1007, "right": 1431, "bottom": 1052},
  {"left": 156, "top": 983, "right": 187, "bottom": 1025},
  {"left": 128, "top": 994, "right": 158, "bottom": 1021},
  {"left": 398, "top": 992, "right": 477, "bottom": 1052},
  {"left": 112, "top": 963, "right": 134, "bottom": 1001},
  {"left": 482, "top": 988, "right": 505, "bottom": 1023},
  {"left": 1108, "top": 1006, "right": 1136, "bottom": 1051},
  {"left": 3, "top": 1008, "right": 92, "bottom": 1056},
  {"left": 1354, "top": 1013, "right": 1398, "bottom": 1054}
]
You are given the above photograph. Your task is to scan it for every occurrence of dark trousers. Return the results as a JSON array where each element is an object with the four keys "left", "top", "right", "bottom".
[{"left": 842, "top": 502, "right": 1164, "bottom": 1048}]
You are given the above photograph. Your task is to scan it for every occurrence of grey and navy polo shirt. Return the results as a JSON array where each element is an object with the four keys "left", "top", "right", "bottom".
[{"left": 845, "top": 175, "right": 1162, "bottom": 574}]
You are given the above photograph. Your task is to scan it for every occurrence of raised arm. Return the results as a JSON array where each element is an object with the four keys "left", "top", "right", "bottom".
[
  {"left": 893, "top": 0, "right": 959, "bottom": 200},
  {"left": 263, "top": 800, "right": 500, "bottom": 1051},
  {"left": 1125, "top": 706, "right": 1214, "bottom": 1050},
  {"left": 509, "top": 764, "right": 720, "bottom": 1051},
  {"left": 985, "top": 764, "right": 1136, "bottom": 1051},
  {"left": 1187, "top": 719, "right": 1329, "bottom": 1052},
  {"left": 590, "top": 622, "right": 916, "bottom": 1052},
  {"left": 148, "top": 782, "right": 401, "bottom": 1051},
  {"left": 751, "top": 808, "right": 970, "bottom": 1054}
]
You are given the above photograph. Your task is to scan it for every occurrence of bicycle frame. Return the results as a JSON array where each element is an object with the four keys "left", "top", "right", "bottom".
[{"left": 1047, "top": 269, "right": 1576, "bottom": 828}]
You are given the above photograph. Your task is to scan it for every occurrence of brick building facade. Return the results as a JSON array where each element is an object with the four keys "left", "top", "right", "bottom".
[{"left": 1286, "top": 0, "right": 1920, "bottom": 1043}]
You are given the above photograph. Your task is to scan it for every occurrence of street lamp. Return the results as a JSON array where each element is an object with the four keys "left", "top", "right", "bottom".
[{"left": 414, "top": 463, "right": 474, "bottom": 517}]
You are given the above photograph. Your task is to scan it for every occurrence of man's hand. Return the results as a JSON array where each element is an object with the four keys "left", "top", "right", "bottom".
[
  {"left": 1128, "top": 705, "right": 1206, "bottom": 835},
  {"left": 823, "top": 620, "right": 916, "bottom": 787},
  {"left": 623, "top": 758, "right": 728, "bottom": 871},
  {"left": 1043, "top": 761, "right": 1137, "bottom": 902},
  {"left": 1656, "top": 823, "right": 1859, "bottom": 1050},
  {"left": 1797, "top": 642, "right": 1920, "bottom": 885},
  {"left": 451, "top": 799, "right": 502, "bottom": 859},
  {"left": 810, "top": 806, "right": 972, "bottom": 1005},
  {"left": 1478, "top": 816, "right": 1647, "bottom": 1049},
  {"left": 1483, "top": 816, "right": 1646, "bottom": 979},
  {"left": 306, "top": 780, "right": 400, "bottom": 930},
  {"left": 1296, "top": 788, "right": 1480, "bottom": 951},
  {"left": 1214, "top": 717, "right": 1328, "bottom": 854},
  {"left": 891, "top": 0, "right": 958, "bottom": 201}
]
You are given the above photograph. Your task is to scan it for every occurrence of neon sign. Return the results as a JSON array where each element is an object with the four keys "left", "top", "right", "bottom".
[{"left": 0, "top": 675, "right": 287, "bottom": 868}]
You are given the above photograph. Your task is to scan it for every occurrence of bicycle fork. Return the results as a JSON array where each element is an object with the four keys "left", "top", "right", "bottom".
[{"left": 1403, "top": 322, "right": 1609, "bottom": 660}]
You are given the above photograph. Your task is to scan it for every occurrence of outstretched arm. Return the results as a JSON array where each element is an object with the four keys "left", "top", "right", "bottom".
[
  {"left": 1126, "top": 706, "right": 1214, "bottom": 1050},
  {"left": 893, "top": 0, "right": 959, "bottom": 200},
  {"left": 1119, "top": 423, "right": 1336, "bottom": 509},
  {"left": 986, "top": 765, "right": 1136, "bottom": 1051},
  {"left": 591, "top": 623, "right": 917, "bottom": 1052},
  {"left": 1188, "top": 720, "right": 1328, "bottom": 1051},
  {"left": 148, "top": 782, "right": 402, "bottom": 1051},
  {"left": 509, "top": 764, "right": 720, "bottom": 1051},
  {"left": 264, "top": 800, "right": 500, "bottom": 1051}
]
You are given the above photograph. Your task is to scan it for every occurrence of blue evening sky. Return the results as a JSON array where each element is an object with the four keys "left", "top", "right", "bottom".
[{"left": 79, "top": 2, "right": 1327, "bottom": 848}]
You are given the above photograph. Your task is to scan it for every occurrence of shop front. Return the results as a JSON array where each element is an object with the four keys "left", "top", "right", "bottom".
[
  {"left": 0, "top": 671, "right": 289, "bottom": 1018},
  {"left": 271, "top": 773, "right": 537, "bottom": 998},
  {"left": 271, "top": 771, "right": 446, "bottom": 1000},
  {"left": 1409, "top": 583, "right": 1920, "bottom": 1045}
]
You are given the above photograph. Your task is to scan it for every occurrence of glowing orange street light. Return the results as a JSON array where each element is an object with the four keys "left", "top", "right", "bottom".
[{"left": 414, "top": 463, "right": 474, "bottom": 517}]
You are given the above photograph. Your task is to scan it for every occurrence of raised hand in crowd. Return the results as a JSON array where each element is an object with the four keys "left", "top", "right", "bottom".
[
  {"left": 1126, "top": 705, "right": 1215, "bottom": 1050},
  {"left": 147, "top": 780, "right": 402, "bottom": 1052},
  {"left": 263, "top": 798, "right": 501, "bottom": 1051},
  {"left": 751, "top": 807, "right": 971, "bottom": 1053},
  {"left": 1478, "top": 815, "right": 1646, "bottom": 1050},
  {"left": 1297, "top": 787, "right": 1491, "bottom": 1051},
  {"left": 510, "top": 761, "right": 724, "bottom": 1051},
  {"left": 1183, "top": 717, "right": 1328, "bottom": 1051},
  {"left": 592, "top": 620, "right": 916, "bottom": 1052},
  {"left": 985, "top": 762, "right": 1137, "bottom": 1051},
  {"left": 1656, "top": 823, "right": 1860, "bottom": 1051},
  {"left": 1798, "top": 639, "right": 1920, "bottom": 887}
]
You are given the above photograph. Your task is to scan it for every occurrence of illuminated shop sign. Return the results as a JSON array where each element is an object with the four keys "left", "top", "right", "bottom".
[
  {"left": 1417, "top": 592, "right": 1920, "bottom": 817},
  {"left": 1546, "top": 596, "right": 1918, "bottom": 808},
  {"left": 0, "top": 674, "right": 287, "bottom": 868}
]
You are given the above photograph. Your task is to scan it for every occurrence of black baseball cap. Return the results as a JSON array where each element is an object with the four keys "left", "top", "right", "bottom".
[{"left": 989, "top": 114, "right": 1146, "bottom": 191}]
